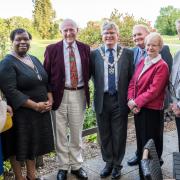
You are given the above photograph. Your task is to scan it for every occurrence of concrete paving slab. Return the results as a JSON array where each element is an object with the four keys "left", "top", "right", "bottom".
[
  {"left": 163, "top": 133, "right": 178, "bottom": 153},
  {"left": 42, "top": 130, "right": 178, "bottom": 180}
]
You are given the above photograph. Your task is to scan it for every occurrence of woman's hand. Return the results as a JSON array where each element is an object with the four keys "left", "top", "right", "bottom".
[
  {"left": 35, "top": 102, "right": 51, "bottom": 113},
  {"left": 170, "top": 103, "right": 180, "bottom": 116},
  {"left": 132, "top": 106, "right": 140, "bottom": 114},
  {"left": 7, "top": 105, "right": 13, "bottom": 116},
  {"left": 128, "top": 99, "right": 137, "bottom": 110},
  {"left": 47, "top": 92, "right": 53, "bottom": 106}
]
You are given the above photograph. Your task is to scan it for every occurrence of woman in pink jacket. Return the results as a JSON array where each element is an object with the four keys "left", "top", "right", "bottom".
[{"left": 128, "top": 32, "right": 169, "bottom": 174}]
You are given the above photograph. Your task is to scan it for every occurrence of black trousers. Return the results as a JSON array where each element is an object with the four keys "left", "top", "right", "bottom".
[
  {"left": 135, "top": 108, "right": 163, "bottom": 160},
  {"left": 96, "top": 93, "right": 128, "bottom": 168},
  {"left": 176, "top": 117, "right": 180, "bottom": 152}
]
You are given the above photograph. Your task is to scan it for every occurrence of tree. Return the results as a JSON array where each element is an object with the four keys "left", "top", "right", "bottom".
[
  {"left": 0, "top": 18, "right": 9, "bottom": 59},
  {"left": 5, "top": 16, "right": 34, "bottom": 36},
  {"left": 33, "top": 0, "right": 58, "bottom": 39},
  {"left": 78, "top": 21, "right": 101, "bottom": 47},
  {"left": 78, "top": 9, "right": 150, "bottom": 48},
  {"left": 155, "top": 6, "right": 180, "bottom": 35}
]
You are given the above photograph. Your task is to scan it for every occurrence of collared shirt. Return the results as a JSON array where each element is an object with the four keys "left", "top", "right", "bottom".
[
  {"left": 63, "top": 40, "right": 84, "bottom": 87},
  {"left": 135, "top": 47, "right": 147, "bottom": 67},
  {"left": 138, "top": 54, "right": 162, "bottom": 80},
  {"left": 104, "top": 44, "right": 118, "bottom": 92}
]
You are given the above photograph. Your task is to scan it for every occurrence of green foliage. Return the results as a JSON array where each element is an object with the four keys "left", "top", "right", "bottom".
[
  {"left": 3, "top": 160, "right": 11, "bottom": 173},
  {"left": 84, "top": 81, "right": 96, "bottom": 129},
  {"left": 155, "top": 6, "right": 180, "bottom": 35},
  {"left": 78, "top": 9, "right": 151, "bottom": 48},
  {"left": 78, "top": 21, "right": 101, "bottom": 47},
  {"left": 5, "top": 16, "right": 34, "bottom": 35},
  {"left": 33, "top": 0, "right": 59, "bottom": 39},
  {"left": 110, "top": 9, "right": 151, "bottom": 47},
  {"left": 85, "top": 134, "right": 97, "bottom": 143},
  {"left": 0, "top": 176, "right": 3, "bottom": 180},
  {"left": 0, "top": 18, "right": 9, "bottom": 59}
]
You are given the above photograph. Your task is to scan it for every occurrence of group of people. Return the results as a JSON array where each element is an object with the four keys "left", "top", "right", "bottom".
[{"left": 0, "top": 18, "right": 180, "bottom": 180}]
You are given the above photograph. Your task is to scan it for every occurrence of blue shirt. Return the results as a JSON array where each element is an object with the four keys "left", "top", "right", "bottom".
[{"left": 135, "top": 47, "right": 147, "bottom": 67}]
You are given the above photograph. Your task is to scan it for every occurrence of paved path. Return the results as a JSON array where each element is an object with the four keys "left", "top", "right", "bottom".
[{"left": 42, "top": 130, "right": 178, "bottom": 180}]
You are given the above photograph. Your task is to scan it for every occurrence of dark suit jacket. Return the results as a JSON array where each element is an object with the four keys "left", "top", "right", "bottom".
[
  {"left": 133, "top": 45, "right": 173, "bottom": 73},
  {"left": 44, "top": 40, "right": 90, "bottom": 110},
  {"left": 90, "top": 45, "right": 134, "bottom": 114}
]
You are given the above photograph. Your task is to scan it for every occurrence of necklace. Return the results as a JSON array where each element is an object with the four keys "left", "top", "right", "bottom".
[
  {"left": 98, "top": 46, "right": 123, "bottom": 68},
  {"left": 11, "top": 52, "right": 42, "bottom": 81}
]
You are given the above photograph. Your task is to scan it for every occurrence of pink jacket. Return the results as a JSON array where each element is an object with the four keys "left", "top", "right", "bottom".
[{"left": 128, "top": 58, "right": 169, "bottom": 110}]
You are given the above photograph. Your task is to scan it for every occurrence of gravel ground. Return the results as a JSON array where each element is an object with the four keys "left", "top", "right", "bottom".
[{"left": 4, "top": 115, "right": 177, "bottom": 179}]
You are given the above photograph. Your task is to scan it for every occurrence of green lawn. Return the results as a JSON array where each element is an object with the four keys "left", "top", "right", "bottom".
[
  {"left": 163, "top": 35, "right": 180, "bottom": 45},
  {"left": 29, "top": 39, "right": 58, "bottom": 61}
]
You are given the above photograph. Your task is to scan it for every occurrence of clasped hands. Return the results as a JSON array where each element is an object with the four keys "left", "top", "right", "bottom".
[
  {"left": 170, "top": 103, "right": 180, "bottom": 117},
  {"left": 128, "top": 99, "right": 140, "bottom": 114},
  {"left": 35, "top": 100, "right": 52, "bottom": 113}
]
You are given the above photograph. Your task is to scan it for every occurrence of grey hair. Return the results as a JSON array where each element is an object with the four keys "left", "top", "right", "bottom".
[
  {"left": 145, "top": 32, "right": 164, "bottom": 50},
  {"left": 101, "top": 21, "right": 119, "bottom": 35},
  {"left": 133, "top": 24, "right": 150, "bottom": 34},
  {"left": 60, "top": 19, "right": 78, "bottom": 31}
]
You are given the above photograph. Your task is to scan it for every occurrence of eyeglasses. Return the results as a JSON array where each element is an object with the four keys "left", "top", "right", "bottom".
[
  {"left": 146, "top": 44, "right": 160, "bottom": 48},
  {"left": 103, "top": 32, "right": 117, "bottom": 35}
]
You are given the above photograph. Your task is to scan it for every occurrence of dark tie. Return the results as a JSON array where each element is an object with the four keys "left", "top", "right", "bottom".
[
  {"left": 68, "top": 45, "right": 78, "bottom": 88},
  {"left": 108, "top": 49, "right": 116, "bottom": 95}
]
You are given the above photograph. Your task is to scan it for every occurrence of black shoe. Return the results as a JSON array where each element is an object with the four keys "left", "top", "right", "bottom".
[
  {"left": 111, "top": 167, "right": 121, "bottom": 179},
  {"left": 127, "top": 154, "right": 139, "bottom": 166},
  {"left": 57, "top": 169, "right": 67, "bottom": 180},
  {"left": 100, "top": 164, "right": 113, "bottom": 178},
  {"left": 71, "top": 167, "right": 88, "bottom": 179}
]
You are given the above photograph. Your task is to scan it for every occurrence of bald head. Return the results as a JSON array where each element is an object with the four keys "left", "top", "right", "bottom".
[{"left": 132, "top": 24, "right": 150, "bottom": 48}]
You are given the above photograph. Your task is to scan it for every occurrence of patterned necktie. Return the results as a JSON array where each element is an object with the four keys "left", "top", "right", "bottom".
[
  {"left": 108, "top": 49, "right": 116, "bottom": 95},
  {"left": 68, "top": 45, "right": 78, "bottom": 88}
]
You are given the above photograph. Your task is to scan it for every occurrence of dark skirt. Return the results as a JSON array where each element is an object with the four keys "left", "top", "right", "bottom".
[
  {"left": 0, "top": 135, "right": 3, "bottom": 175},
  {"left": 1, "top": 108, "right": 54, "bottom": 161},
  {"left": 134, "top": 108, "right": 163, "bottom": 159}
]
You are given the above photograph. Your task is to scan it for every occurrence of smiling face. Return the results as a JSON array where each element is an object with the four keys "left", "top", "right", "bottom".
[
  {"left": 145, "top": 37, "right": 161, "bottom": 59},
  {"left": 12, "top": 32, "right": 30, "bottom": 56},
  {"left": 102, "top": 28, "right": 119, "bottom": 48},
  {"left": 132, "top": 26, "right": 149, "bottom": 48},
  {"left": 61, "top": 20, "right": 78, "bottom": 45}
]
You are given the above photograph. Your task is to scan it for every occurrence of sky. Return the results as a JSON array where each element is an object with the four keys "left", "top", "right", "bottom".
[{"left": 0, "top": 0, "right": 179, "bottom": 28}]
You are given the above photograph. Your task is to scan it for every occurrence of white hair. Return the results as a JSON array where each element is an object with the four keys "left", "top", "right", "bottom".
[
  {"left": 145, "top": 32, "right": 164, "bottom": 50},
  {"left": 60, "top": 19, "right": 78, "bottom": 31}
]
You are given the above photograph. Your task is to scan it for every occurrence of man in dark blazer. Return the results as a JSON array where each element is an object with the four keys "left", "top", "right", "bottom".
[
  {"left": 127, "top": 24, "right": 173, "bottom": 167},
  {"left": 44, "top": 19, "right": 90, "bottom": 180},
  {"left": 90, "top": 21, "right": 134, "bottom": 179}
]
